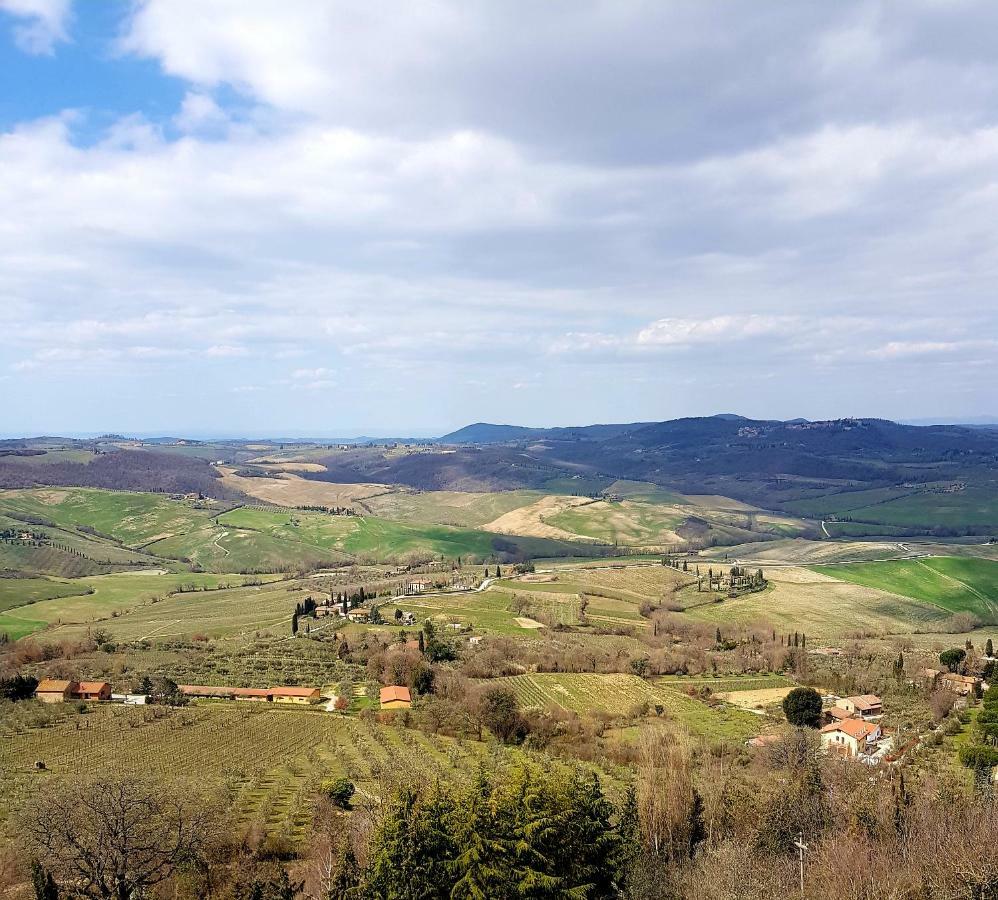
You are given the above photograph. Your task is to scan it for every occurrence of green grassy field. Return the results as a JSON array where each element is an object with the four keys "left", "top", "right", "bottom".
[
  {"left": 0, "top": 488, "right": 217, "bottom": 548},
  {"left": 4, "top": 449, "right": 96, "bottom": 466},
  {"left": 813, "top": 557, "right": 998, "bottom": 618},
  {"left": 41, "top": 577, "right": 303, "bottom": 642},
  {"left": 362, "top": 489, "right": 544, "bottom": 527},
  {"left": 784, "top": 483, "right": 998, "bottom": 531},
  {"left": 394, "top": 587, "right": 550, "bottom": 637},
  {"left": 546, "top": 500, "right": 685, "bottom": 545},
  {"left": 683, "top": 566, "right": 952, "bottom": 639},
  {"left": 0, "top": 610, "right": 47, "bottom": 640},
  {"left": 0, "top": 489, "right": 591, "bottom": 575},
  {"left": 0, "top": 570, "right": 278, "bottom": 639},
  {"left": 497, "top": 673, "right": 760, "bottom": 742},
  {"left": 0, "top": 576, "right": 91, "bottom": 612}
]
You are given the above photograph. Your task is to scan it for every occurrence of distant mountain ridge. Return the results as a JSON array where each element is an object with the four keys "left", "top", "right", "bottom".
[{"left": 439, "top": 421, "right": 653, "bottom": 444}]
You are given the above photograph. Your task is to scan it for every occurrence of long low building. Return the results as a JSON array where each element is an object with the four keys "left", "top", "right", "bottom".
[{"left": 179, "top": 684, "right": 322, "bottom": 704}]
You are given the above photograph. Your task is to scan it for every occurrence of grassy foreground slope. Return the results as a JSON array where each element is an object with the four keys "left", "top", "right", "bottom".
[
  {"left": 813, "top": 557, "right": 998, "bottom": 618},
  {"left": 0, "top": 704, "right": 489, "bottom": 842}
]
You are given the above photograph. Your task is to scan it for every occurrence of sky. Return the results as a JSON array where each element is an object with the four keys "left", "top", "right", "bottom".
[{"left": 1, "top": 0, "right": 997, "bottom": 437}]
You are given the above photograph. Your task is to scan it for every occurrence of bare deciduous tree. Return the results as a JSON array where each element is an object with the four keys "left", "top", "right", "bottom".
[{"left": 22, "top": 776, "right": 219, "bottom": 900}]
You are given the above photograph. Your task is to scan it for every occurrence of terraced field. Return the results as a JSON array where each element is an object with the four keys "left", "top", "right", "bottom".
[
  {"left": 498, "top": 673, "right": 759, "bottom": 741},
  {"left": 813, "top": 557, "right": 998, "bottom": 618},
  {"left": 657, "top": 674, "right": 791, "bottom": 693},
  {"left": 0, "top": 704, "right": 487, "bottom": 843}
]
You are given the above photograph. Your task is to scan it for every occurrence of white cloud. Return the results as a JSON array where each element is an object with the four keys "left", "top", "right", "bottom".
[
  {"left": 4, "top": 2, "right": 998, "bottom": 428},
  {"left": 173, "top": 92, "right": 229, "bottom": 134},
  {"left": 0, "top": 0, "right": 70, "bottom": 54},
  {"left": 869, "top": 339, "right": 998, "bottom": 359},
  {"left": 636, "top": 315, "right": 800, "bottom": 347},
  {"left": 205, "top": 344, "right": 249, "bottom": 358},
  {"left": 291, "top": 367, "right": 335, "bottom": 380}
]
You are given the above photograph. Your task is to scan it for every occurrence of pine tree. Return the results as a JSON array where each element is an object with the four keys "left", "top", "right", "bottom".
[
  {"left": 31, "top": 861, "right": 59, "bottom": 900},
  {"left": 687, "top": 788, "right": 707, "bottom": 859},
  {"left": 326, "top": 846, "right": 362, "bottom": 899}
]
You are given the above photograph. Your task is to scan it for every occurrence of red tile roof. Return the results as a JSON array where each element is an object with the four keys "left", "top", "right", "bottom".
[
  {"left": 270, "top": 686, "right": 319, "bottom": 698},
  {"left": 380, "top": 686, "right": 411, "bottom": 704},
  {"left": 36, "top": 679, "right": 75, "bottom": 693},
  {"left": 77, "top": 681, "right": 109, "bottom": 693},
  {"left": 179, "top": 684, "right": 236, "bottom": 697},
  {"left": 821, "top": 718, "right": 879, "bottom": 741},
  {"left": 845, "top": 694, "right": 882, "bottom": 710}
]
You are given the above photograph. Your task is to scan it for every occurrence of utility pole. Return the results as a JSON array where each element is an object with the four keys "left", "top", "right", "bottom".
[{"left": 793, "top": 831, "right": 808, "bottom": 897}]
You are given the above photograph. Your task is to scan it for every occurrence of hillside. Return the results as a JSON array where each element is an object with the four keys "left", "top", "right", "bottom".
[{"left": 299, "top": 417, "right": 998, "bottom": 534}]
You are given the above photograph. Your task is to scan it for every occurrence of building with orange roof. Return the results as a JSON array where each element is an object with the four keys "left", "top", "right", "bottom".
[
  {"left": 233, "top": 688, "right": 272, "bottom": 702},
  {"left": 77, "top": 681, "right": 112, "bottom": 702},
  {"left": 820, "top": 717, "right": 882, "bottom": 757},
  {"left": 270, "top": 686, "right": 321, "bottom": 705},
  {"left": 179, "top": 684, "right": 238, "bottom": 699},
  {"left": 839, "top": 694, "right": 882, "bottom": 719},
  {"left": 35, "top": 679, "right": 78, "bottom": 703},
  {"left": 940, "top": 672, "right": 981, "bottom": 696},
  {"left": 379, "top": 686, "right": 412, "bottom": 709}
]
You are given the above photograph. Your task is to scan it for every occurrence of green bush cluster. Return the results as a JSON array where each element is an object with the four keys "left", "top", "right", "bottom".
[{"left": 961, "top": 684, "right": 998, "bottom": 771}]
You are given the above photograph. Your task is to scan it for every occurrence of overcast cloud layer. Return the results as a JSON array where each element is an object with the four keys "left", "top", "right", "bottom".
[{"left": 1, "top": 0, "right": 996, "bottom": 435}]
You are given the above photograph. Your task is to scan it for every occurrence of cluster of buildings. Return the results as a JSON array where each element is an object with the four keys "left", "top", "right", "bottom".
[
  {"left": 819, "top": 693, "right": 890, "bottom": 762},
  {"left": 36, "top": 679, "right": 112, "bottom": 703},
  {"left": 35, "top": 678, "right": 419, "bottom": 713},
  {"left": 919, "top": 669, "right": 983, "bottom": 696}
]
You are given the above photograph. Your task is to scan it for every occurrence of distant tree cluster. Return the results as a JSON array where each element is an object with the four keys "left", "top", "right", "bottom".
[
  {"left": 295, "top": 505, "right": 357, "bottom": 516},
  {"left": 0, "top": 449, "right": 231, "bottom": 497}
]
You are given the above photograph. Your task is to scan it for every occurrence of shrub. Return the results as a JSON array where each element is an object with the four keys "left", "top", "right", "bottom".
[
  {"left": 959, "top": 745, "right": 998, "bottom": 769},
  {"left": 321, "top": 778, "right": 356, "bottom": 809},
  {"left": 940, "top": 648, "right": 967, "bottom": 673},
  {"left": 782, "top": 687, "right": 823, "bottom": 728}
]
